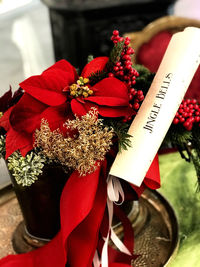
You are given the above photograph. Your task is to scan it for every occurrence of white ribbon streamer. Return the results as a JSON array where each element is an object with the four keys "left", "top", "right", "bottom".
[
  {"left": 98, "top": 175, "right": 131, "bottom": 267},
  {"left": 93, "top": 250, "right": 101, "bottom": 267}
]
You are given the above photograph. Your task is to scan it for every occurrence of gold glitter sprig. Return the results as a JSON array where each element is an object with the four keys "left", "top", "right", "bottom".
[{"left": 34, "top": 108, "right": 114, "bottom": 176}]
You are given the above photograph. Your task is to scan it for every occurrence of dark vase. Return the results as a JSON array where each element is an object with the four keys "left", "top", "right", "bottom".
[{"left": 8, "top": 164, "right": 70, "bottom": 253}]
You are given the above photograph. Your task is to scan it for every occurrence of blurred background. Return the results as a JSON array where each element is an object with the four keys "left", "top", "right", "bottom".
[
  {"left": 0, "top": 0, "right": 200, "bottom": 187},
  {"left": 1, "top": 0, "right": 200, "bottom": 95}
]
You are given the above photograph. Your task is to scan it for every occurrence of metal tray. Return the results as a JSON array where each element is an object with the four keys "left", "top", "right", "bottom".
[
  {"left": 0, "top": 187, "right": 179, "bottom": 266},
  {"left": 114, "top": 188, "right": 179, "bottom": 267}
]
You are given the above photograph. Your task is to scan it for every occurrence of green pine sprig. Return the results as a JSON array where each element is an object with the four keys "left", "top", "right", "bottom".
[
  {"left": 88, "top": 70, "right": 107, "bottom": 85},
  {"left": 164, "top": 124, "right": 193, "bottom": 148},
  {"left": 106, "top": 40, "right": 125, "bottom": 71},
  {"left": 0, "top": 135, "right": 6, "bottom": 159},
  {"left": 104, "top": 119, "right": 132, "bottom": 152},
  {"left": 87, "top": 54, "right": 94, "bottom": 63},
  {"left": 88, "top": 40, "right": 125, "bottom": 85},
  {"left": 134, "top": 64, "right": 155, "bottom": 96}
]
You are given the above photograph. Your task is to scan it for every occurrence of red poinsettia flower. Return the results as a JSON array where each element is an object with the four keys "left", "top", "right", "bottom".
[
  {"left": 0, "top": 57, "right": 132, "bottom": 158},
  {"left": 0, "top": 60, "right": 78, "bottom": 158},
  {"left": 69, "top": 57, "right": 133, "bottom": 117}
]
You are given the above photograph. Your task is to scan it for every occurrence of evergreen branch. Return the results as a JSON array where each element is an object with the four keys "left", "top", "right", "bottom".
[
  {"left": 165, "top": 124, "right": 192, "bottom": 149},
  {"left": 104, "top": 119, "right": 132, "bottom": 152},
  {"left": 106, "top": 40, "right": 125, "bottom": 71},
  {"left": 134, "top": 64, "right": 155, "bottom": 96},
  {"left": 87, "top": 54, "right": 94, "bottom": 63},
  {"left": 0, "top": 135, "right": 6, "bottom": 159},
  {"left": 88, "top": 70, "right": 107, "bottom": 85}
]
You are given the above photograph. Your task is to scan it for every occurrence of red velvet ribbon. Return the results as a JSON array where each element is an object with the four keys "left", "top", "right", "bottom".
[{"left": 0, "top": 155, "right": 160, "bottom": 267}]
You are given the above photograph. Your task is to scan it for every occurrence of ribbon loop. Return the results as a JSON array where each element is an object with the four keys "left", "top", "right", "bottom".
[
  {"left": 99, "top": 175, "right": 132, "bottom": 267},
  {"left": 107, "top": 175, "right": 124, "bottom": 204}
]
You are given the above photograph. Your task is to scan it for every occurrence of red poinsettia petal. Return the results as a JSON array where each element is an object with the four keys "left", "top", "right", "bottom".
[
  {"left": 40, "top": 103, "right": 74, "bottom": 133},
  {"left": 71, "top": 98, "right": 133, "bottom": 118},
  {"left": 97, "top": 105, "right": 134, "bottom": 117},
  {"left": 0, "top": 107, "right": 13, "bottom": 131},
  {"left": 81, "top": 57, "right": 109, "bottom": 78},
  {"left": 5, "top": 127, "right": 33, "bottom": 158},
  {"left": 70, "top": 99, "right": 94, "bottom": 116},
  {"left": 19, "top": 70, "right": 70, "bottom": 106},
  {"left": 85, "top": 96, "right": 129, "bottom": 106},
  {"left": 92, "top": 77, "right": 129, "bottom": 99},
  {"left": 44, "top": 59, "right": 78, "bottom": 83},
  {"left": 0, "top": 87, "right": 12, "bottom": 113},
  {"left": 10, "top": 93, "right": 47, "bottom": 133}
]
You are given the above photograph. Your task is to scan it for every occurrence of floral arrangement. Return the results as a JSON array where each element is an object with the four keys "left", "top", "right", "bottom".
[
  {"left": 0, "top": 30, "right": 200, "bottom": 267},
  {"left": 0, "top": 30, "right": 145, "bottom": 186}
]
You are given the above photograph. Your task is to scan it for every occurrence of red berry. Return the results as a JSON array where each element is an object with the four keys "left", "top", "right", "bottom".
[
  {"left": 124, "top": 40, "right": 130, "bottom": 46},
  {"left": 122, "top": 55, "right": 131, "bottom": 61},
  {"left": 189, "top": 104, "right": 194, "bottom": 109},
  {"left": 137, "top": 90, "right": 143, "bottom": 95},
  {"left": 131, "top": 80, "right": 136, "bottom": 85},
  {"left": 113, "top": 30, "right": 119, "bottom": 36},
  {"left": 130, "top": 88, "right": 136, "bottom": 95},
  {"left": 129, "top": 94, "right": 133, "bottom": 100},
  {"left": 182, "top": 112, "right": 188, "bottom": 118},
  {"left": 126, "top": 47, "right": 134, "bottom": 55},
  {"left": 138, "top": 95, "right": 144, "bottom": 101},
  {"left": 173, "top": 118, "right": 179, "bottom": 124},
  {"left": 133, "top": 103, "right": 140, "bottom": 109},
  {"left": 127, "top": 116, "right": 132, "bottom": 121},
  {"left": 116, "top": 62, "right": 121, "bottom": 67}
]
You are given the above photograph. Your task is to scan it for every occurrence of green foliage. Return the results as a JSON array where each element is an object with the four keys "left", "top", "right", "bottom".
[
  {"left": 106, "top": 40, "right": 125, "bottom": 71},
  {"left": 164, "top": 124, "right": 200, "bottom": 190},
  {"left": 0, "top": 135, "right": 5, "bottom": 159},
  {"left": 165, "top": 125, "right": 192, "bottom": 148},
  {"left": 88, "top": 70, "right": 107, "bottom": 85},
  {"left": 87, "top": 54, "right": 94, "bottom": 63},
  {"left": 88, "top": 41, "right": 125, "bottom": 85},
  {"left": 7, "top": 150, "right": 48, "bottom": 186},
  {"left": 104, "top": 119, "right": 132, "bottom": 152},
  {"left": 134, "top": 64, "right": 155, "bottom": 96}
]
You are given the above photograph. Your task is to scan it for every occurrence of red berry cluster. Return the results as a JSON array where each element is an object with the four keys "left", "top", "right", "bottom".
[
  {"left": 109, "top": 30, "right": 144, "bottom": 121},
  {"left": 123, "top": 89, "right": 144, "bottom": 122},
  {"left": 109, "top": 30, "right": 139, "bottom": 87},
  {"left": 173, "top": 98, "right": 200, "bottom": 130}
]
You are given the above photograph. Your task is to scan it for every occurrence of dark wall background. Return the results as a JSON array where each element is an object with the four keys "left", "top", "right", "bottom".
[{"left": 42, "top": 0, "right": 175, "bottom": 69}]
